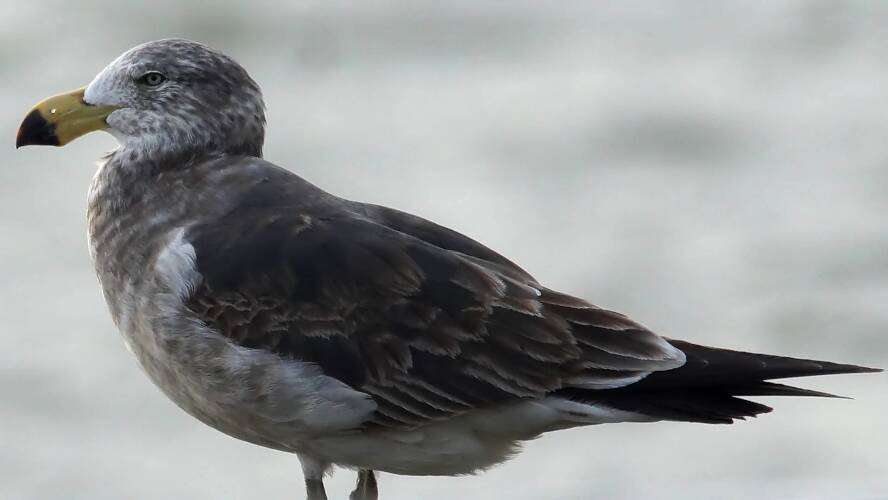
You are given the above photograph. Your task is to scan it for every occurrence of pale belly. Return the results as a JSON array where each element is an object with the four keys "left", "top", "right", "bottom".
[
  {"left": 99, "top": 241, "right": 525, "bottom": 476},
  {"left": 116, "top": 290, "right": 650, "bottom": 476},
  {"left": 120, "top": 304, "right": 529, "bottom": 475},
  {"left": 300, "top": 419, "right": 527, "bottom": 476}
]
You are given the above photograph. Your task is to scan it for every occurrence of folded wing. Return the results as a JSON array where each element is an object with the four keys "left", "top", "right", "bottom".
[{"left": 185, "top": 198, "right": 686, "bottom": 429}]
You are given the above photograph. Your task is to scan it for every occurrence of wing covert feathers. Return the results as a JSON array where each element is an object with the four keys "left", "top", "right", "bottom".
[
  {"left": 179, "top": 159, "right": 879, "bottom": 429},
  {"left": 186, "top": 203, "right": 685, "bottom": 429}
]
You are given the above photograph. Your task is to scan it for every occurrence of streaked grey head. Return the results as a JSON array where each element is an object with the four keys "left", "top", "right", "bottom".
[{"left": 85, "top": 38, "right": 266, "bottom": 160}]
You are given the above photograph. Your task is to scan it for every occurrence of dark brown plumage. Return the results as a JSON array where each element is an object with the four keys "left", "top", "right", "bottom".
[
  {"left": 181, "top": 157, "right": 878, "bottom": 430},
  {"left": 19, "top": 38, "right": 880, "bottom": 500},
  {"left": 185, "top": 176, "right": 686, "bottom": 429}
]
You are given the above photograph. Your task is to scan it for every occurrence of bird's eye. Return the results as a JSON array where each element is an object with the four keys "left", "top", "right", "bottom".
[{"left": 137, "top": 71, "right": 167, "bottom": 87}]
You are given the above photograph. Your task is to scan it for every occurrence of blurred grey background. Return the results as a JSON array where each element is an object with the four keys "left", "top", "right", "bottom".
[{"left": 2, "top": 1, "right": 886, "bottom": 499}]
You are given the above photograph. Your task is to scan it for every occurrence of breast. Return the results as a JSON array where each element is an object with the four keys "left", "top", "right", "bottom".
[
  {"left": 102, "top": 225, "right": 377, "bottom": 453},
  {"left": 86, "top": 161, "right": 376, "bottom": 454}
]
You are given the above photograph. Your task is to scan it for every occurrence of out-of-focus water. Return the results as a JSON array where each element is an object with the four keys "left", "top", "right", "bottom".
[{"left": 2, "top": 2, "right": 886, "bottom": 499}]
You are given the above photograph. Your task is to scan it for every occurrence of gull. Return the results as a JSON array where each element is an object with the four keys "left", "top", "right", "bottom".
[{"left": 16, "top": 39, "right": 880, "bottom": 500}]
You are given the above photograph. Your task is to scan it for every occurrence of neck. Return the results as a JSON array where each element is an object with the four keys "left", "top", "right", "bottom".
[
  {"left": 86, "top": 145, "right": 210, "bottom": 295},
  {"left": 115, "top": 137, "right": 226, "bottom": 170},
  {"left": 89, "top": 147, "right": 162, "bottom": 215}
]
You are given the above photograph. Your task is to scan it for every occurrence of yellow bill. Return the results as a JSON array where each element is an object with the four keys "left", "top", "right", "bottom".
[{"left": 16, "top": 87, "right": 119, "bottom": 148}]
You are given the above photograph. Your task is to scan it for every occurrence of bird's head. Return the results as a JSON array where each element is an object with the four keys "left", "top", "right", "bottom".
[{"left": 16, "top": 38, "right": 266, "bottom": 160}]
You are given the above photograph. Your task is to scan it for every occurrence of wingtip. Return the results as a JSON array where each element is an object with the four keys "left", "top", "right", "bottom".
[
  {"left": 811, "top": 361, "right": 882, "bottom": 376},
  {"left": 857, "top": 366, "right": 883, "bottom": 374},
  {"left": 836, "top": 365, "right": 882, "bottom": 376},
  {"left": 799, "top": 389, "right": 851, "bottom": 399}
]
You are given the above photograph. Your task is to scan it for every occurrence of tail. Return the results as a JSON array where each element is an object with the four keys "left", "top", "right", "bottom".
[{"left": 565, "top": 339, "right": 881, "bottom": 424}]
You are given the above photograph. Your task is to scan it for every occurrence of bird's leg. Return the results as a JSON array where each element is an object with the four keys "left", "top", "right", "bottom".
[
  {"left": 305, "top": 478, "right": 328, "bottom": 500},
  {"left": 298, "top": 454, "right": 330, "bottom": 500},
  {"left": 349, "top": 469, "right": 378, "bottom": 500}
]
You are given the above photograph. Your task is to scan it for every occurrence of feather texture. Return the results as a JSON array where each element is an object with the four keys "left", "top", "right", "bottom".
[
  {"left": 563, "top": 340, "right": 880, "bottom": 423},
  {"left": 183, "top": 171, "right": 686, "bottom": 429}
]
